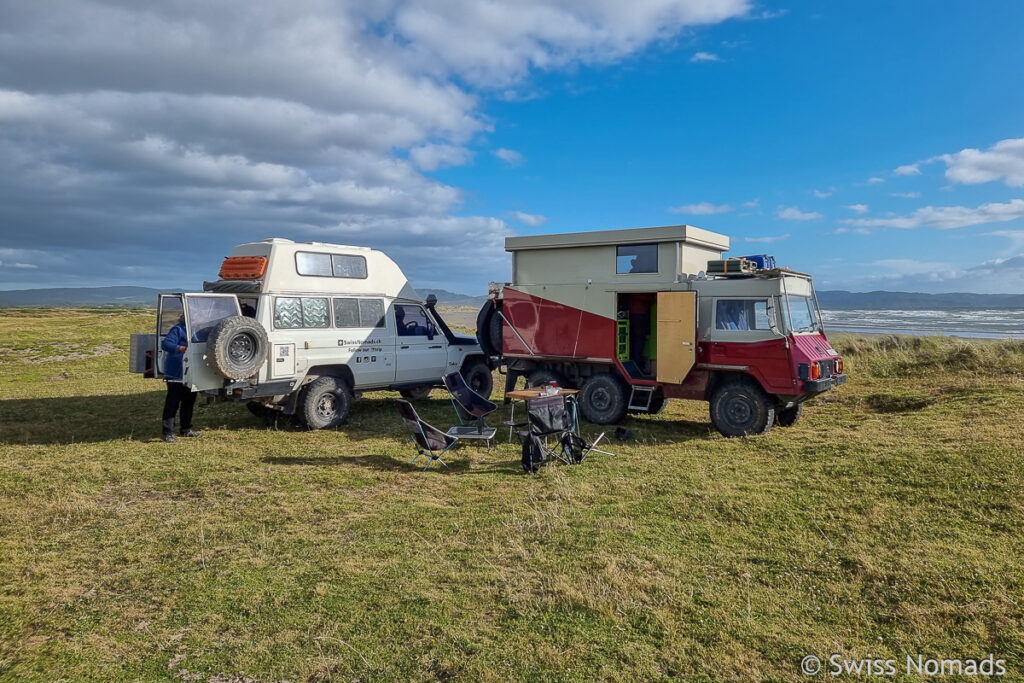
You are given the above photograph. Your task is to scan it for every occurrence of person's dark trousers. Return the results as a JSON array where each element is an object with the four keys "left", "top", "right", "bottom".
[{"left": 162, "top": 381, "right": 197, "bottom": 437}]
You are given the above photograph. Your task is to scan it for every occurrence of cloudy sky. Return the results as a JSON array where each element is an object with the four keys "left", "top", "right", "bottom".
[{"left": 1, "top": 1, "right": 1022, "bottom": 294}]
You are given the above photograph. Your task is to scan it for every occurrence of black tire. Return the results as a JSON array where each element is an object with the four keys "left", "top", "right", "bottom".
[
  {"left": 775, "top": 403, "right": 803, "bottom": 427},
  {"left": 475, "top": 305, "right": 499, "bottom": 358},
  {"left": 461, "top": 358, "right": 494, "bottom": 399},
  {"left": 299, "top": 376, "right": 351, "bottom": 429},
  {"left": 207, "top": 315, "right": 269, "bottom": 380},
  {"left": 579, "top": 373, "right": 629, "bottom": 425},
  {"left": 526, "top": 368, "right": 570, "bottom": 390},
  {"left": 709, "top": 378, "right": 775, "bottom": 437},
  {"left": 399, "top": 385, "right": 433, "bottom": 400}
]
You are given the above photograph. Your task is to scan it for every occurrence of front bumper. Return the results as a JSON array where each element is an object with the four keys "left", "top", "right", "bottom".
[{"left": 804, "top": 373, "right": 847, "bottom": 394}]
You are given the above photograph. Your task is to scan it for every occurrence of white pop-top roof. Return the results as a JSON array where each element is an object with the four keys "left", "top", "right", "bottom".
[{"left": 505, "top": 224, "right": 730, "bottom": 252}]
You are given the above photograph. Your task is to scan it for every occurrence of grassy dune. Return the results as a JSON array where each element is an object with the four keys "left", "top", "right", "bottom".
[{"left": 1, "top": 309, "right": 1022, "bottom": 681}]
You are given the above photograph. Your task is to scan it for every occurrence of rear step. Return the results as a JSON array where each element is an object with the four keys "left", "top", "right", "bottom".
[{"left": 627, "top": 385, "right": 657, "bottom": 412}]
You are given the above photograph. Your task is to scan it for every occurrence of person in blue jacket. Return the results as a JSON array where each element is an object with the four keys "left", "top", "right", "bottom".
[{"left": 161, "top": 314, "right": 202, "bottom": 442}]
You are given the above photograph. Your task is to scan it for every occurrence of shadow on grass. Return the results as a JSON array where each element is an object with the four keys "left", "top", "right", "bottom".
[{"left": 260, "top": 451, "right": 521, "bottom": 475}]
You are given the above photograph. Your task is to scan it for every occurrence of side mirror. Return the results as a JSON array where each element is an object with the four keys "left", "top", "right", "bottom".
[
  {"left": 427, "top": 322, "right": 436, "bottom": 340},
  {"left": 766, "top": 298, "right": 780, "bottom": 333}
]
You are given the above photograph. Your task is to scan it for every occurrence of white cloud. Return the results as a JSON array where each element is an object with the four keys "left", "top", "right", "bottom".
[
  {"left": 743, "top": 233, "right": 790, "bottom": 243},
  {"left": 669, "top": 201, "right": 732, "bottom": 215},
  {"left": 409, "top": 144, "right": 472, "bottom": 171},
  {"left": 0, "top": 1, "right": 754, "bottom": 289},
  {"left": 843, "top": 199, "right": 1024, "bottom": 230},
  {"left": 509, "top": 210, "right": 548, "bottom": 227},
  {"left": 893, "top": 163, "right": 921, "bottom": 176},
  {"left": 812, "top": 188, "right": 834, "bottom": 198},
  {"left": 493, "top": 148, "right": 525, "bottom": 166},
  {"left": 890, "top": 191, "right": 920, "bottom": 198},
  {"left": 777, "top": 206, "right": 823, "bottom": 221},
  {"left": 867, "top": 177, "right": 885, "bottom": 184},
  {"left": 742, "top": 198, "right": 760, "bottom": 208},
  {"left": 939, "top": 137, "right": 1024, "bottom": 187},
  {"left": 0, "top": 261, "right": 39, "bottom": 269},
  {"left": 846, "top": 204, "right": 869, "bottom": 214},
  {"left": 690, "top": 51, "right": 720, "bottom": 63},
  {"left": 986, "top": 230, "right": 1024, "bottom": 252}
]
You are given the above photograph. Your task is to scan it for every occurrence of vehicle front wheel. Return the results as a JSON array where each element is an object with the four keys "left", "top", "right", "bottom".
[
  {"left": 579, "top": 373, "right": 629, "bottom": 425},
  {"left": 299, "top": 376, "right": 351, "bottom": 429},
  {"left": 399, "top": 385, "right": 433, "bottom": 400},
  {"left": 709, "top": 379, "right": 775, "bottom": 437},
  {"left": 461, "top": 358, "right": 494, "bottom": 399},
  {"left": 775, "top": 403, "right": 803, "bottom": 427}
]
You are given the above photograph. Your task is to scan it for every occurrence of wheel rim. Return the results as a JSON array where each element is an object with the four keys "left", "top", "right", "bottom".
[
  {"left": 723, "top": 395, "right": 754, "bottom": 429},
  {"left": 228, "top": 332, "right": 257, "bottom": 364},
  {"left": 590, "top": 387, "right": 612, "bottom": 412},
  {"left": 315, "top": 392, "right": 336, "bottom": 419}
]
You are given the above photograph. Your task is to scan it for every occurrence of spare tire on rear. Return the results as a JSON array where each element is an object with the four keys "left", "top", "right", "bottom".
[{"left": 207, "top": 315, "right": 269, "bottom": 379}]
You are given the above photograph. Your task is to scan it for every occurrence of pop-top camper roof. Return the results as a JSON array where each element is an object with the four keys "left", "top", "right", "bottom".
[{"left": 505, "top": 224, "right": 730, "bottom": 253}]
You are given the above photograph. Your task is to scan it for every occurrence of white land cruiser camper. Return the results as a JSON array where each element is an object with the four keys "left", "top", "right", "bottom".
[{"left": 129, "top": 238, "right": 493, "bottom": 428}]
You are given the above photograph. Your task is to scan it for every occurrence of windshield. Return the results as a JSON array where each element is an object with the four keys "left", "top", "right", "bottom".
[{"left": 783, "top": 294, "right": 820, "bottom": 334}]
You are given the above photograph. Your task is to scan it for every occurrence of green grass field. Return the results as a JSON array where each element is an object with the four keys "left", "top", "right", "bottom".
[{"left": 1, "top": 309, "right": 1023, "bottom": 681}]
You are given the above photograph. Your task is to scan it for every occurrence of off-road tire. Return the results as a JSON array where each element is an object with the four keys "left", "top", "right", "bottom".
[
  {"left": 207, "top": 315, "right": 268, "bottom": 379},
  {"left": 709, "top": 378, "right": 775, "bottom": 437},
  {"left": 399, "top": 385, "right": 433, "bottom": 400},
  {"left": 775, "top": 403, "right": 803, "bottom": 427},
  {"left": 461, "top": 358, "right": 494, "bottom": 399},
  {"left": 579, "top": 373, "right": 629, "bottom": 425},
  {"left": 526, "top": 368, "right": 571, "bottom": 390},
  {"left": 299, "top": 376, "right": 351, "bottom": 429},
  {"left": 476, "top": 302, "right": 504, "bottom": 357}
]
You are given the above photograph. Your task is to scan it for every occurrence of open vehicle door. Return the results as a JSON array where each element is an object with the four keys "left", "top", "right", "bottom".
[
  {"left": 656, "top": 291, "right": 697, "bottom": 384},
  {"left": 155, "top": 294, "right": 186, "bottom": 379},
  {"left": 182, "top": 293, "right": 243, "bottom": 391}
]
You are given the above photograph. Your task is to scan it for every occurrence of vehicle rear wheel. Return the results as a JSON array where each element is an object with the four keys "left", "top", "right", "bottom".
[
  {"left": 461, "top": 358, "right": 494, "bottom": 399},
  {"left": 775, "top": 403, "right": 803, "bottom": 427},
  {"left": 526, "top": 368, "right": 570, "bottom": 389},
  {"left": 207, "top": 315, "right": 269, "bottom": 379},
  {"left": 299, "top": 376, "right": 351, "bottom": 429},
  {"left": 399, "top": 385, "right": 432, "bottom": 400},
  {"left": 709, "top": 379, "right": 775, "bottom": 437},
  {"left": 579, "top": 373, "right": 629, "bottom": 425}
]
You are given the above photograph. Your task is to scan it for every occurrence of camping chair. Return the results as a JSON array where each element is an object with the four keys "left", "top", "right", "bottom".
[
  {"left": 442, "top": 371, "right": 498, "bottom": 449},
  {"left": 395, "top": 399, "right": 459, "bottom": 471},
  {"left": 518, "top": 395, "right": 612, "bottom": 472}
]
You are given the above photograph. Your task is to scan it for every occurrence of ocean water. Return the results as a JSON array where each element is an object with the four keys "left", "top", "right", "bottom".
[{"left": 822, "top": 309, "right": 1024, "bottom": 339}]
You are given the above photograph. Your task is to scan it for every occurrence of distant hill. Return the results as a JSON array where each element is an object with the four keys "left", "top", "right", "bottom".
[
  {"left": 817, "top": 290, "right": 1024, "bottom": 310},
  {"left": 416, "top": 287, "right": 487, "bottom": 308},
  {"left": 3, "top": 286, "right": 1019, "bottom": 311},
  {"left": 0, "top": 286, "right": 167, "bottom": 308},
  {"left": 0, "top": 285, "right": 488, "bottom": 308}
]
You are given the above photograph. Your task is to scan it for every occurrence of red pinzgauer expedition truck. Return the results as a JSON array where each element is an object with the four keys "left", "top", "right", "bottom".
[{"left": 475, "top": 225, "right": 846, "bottom": 437}]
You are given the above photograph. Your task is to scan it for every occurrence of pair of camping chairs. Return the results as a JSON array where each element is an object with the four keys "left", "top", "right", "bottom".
[
  {"left": 395, "top": 371, "right": 498, "bottom": 470},
  {"left": 517, "top": 394, "right": 613, "bottom": 473}
]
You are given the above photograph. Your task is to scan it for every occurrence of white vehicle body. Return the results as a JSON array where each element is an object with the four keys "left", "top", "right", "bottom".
[{"left": 131, "top": 238, "right": 491, "bottom": 427}]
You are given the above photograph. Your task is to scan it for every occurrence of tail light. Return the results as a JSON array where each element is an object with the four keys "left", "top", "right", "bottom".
[
  {"left": 835, "top": 358, "right": 844, "bottom": 374},
  {"left": 810, "top": 362, "right": 821, "bottom": 380}
]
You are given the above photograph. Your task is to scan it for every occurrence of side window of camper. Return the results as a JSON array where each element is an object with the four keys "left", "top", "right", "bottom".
[
  {"left": 275, "top": 297, "right": 330, "bottom": 329},
  {"left": 616, "top": 243, "right": 658, "bottom": 274},
  {"left": 332, "top": 254, "right": 367, "bottom": 279},
  {"left": 295, "top": 252, "right": 333, "bottom": 276},
  {"left": 715, "top": 299, "right": 771, "bottom": 331},
  {"left": 333, "top": 298, "right": 360, "bottom": 327},
  {"left": 358, "top": 299, "right": 385, "bottom": 328},
  {"left": 333, "top": 298, "right": 386, "bottom": 328}
]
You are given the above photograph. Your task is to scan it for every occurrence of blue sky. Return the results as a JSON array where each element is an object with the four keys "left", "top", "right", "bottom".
[{"left": 1, "top": 1, "right": 1023, "bottom": 294}]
